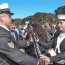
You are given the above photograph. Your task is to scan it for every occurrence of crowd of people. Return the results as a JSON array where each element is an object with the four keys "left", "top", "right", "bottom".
[{"left": 0, "top": 2, "right": 65, "bottom": 65}]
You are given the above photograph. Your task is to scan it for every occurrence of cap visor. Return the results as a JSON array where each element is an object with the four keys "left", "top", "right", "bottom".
[{"left": 10, "top": 12, "right": 14, "bottom": 15}]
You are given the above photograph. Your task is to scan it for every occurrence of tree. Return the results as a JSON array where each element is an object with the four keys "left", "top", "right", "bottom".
[{"left": 55, "top": 5, "right": 65, "bottom": 16}]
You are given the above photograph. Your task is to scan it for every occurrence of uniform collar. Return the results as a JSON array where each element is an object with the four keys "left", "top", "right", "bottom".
[
  {"left": 59, "top": 32, "right": 65, "bottom": 38},
  {"left": 0, "top": 25, "right": 9, "bottom": 31}
]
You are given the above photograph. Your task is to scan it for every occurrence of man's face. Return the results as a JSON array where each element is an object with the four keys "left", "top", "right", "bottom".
[
  {"left": 57, "top": 20, "right": 65, "bottom": 32},
  {"left": 0, "top": 13, "right": 12, "bottom": 27},
  {"left": 10, "top": 24, "right": 15, "bottom": 30}
]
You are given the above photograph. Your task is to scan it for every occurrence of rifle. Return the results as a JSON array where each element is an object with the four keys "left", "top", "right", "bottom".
[{"left": 28, "top": 22, "right": 45, "bottom": 65}]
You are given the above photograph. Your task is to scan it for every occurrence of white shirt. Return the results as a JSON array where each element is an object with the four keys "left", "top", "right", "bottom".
[
  {"left": 0, "top": 25, "right": 9, "bottom": 31},
  {"left": 55, "top": 33, "right": 65, "bottom": 53}
]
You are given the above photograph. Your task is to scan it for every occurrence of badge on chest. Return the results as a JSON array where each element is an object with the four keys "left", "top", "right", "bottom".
[{"left": 8, "top": 41, "right": 14, "bottom": 48}]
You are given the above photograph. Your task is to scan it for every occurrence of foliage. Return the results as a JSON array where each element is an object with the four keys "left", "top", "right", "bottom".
[
  {"left": 13, "top": 5, "right": 65, "bottom": 25},
  {"left": 55, "top": 5, "right": 65, "bottom": 16},
  {"left": 22, "top": 12, "right": 54, "bottom": 24},
  {"left": 12, "top": 19, "right": 24, "bottom": 26}
]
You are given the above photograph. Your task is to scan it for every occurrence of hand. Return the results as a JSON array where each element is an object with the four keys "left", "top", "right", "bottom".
[
  {"left": 40, "top": 54, "right": 46, "bottom": 61},
  {"left": 40, "top": 54, "right": 50, "bottom": 63}
]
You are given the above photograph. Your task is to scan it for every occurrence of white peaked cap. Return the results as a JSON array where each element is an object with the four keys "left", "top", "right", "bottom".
[
  {"left": 0, "top": 3, "right": 9, "bottom": 10},
  {"left": 57, "top": 14, "right": 65, "bottom": 19},
  {"left": 0, "top": 3, "right": 13, "bottom": 15}
]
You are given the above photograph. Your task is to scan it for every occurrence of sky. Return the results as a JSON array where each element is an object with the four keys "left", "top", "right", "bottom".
[{"left": 0, "top": 0, "right": 65, "bottom": 19}]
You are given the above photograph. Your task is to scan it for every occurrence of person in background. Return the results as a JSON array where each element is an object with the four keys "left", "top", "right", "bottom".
[{"left": 10, "top": 23, "right": 18, "bottom": 41}]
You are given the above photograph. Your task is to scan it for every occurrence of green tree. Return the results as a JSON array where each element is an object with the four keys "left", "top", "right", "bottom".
[{"left": 55, "top": 5, "right": 65, "bottom": 16}]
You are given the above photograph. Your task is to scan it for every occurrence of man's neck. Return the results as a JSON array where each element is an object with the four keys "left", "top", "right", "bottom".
[{"left": 0, "top": 25, "right": 9, "bottom": 31}]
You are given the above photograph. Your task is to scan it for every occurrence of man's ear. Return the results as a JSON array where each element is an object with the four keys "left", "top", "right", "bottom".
[
  {"left": 0, "top": 15, "right": 3, "bottom": 22},
  {"left": 0, "top": 13, "right": 5, "bottom": 22}
]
